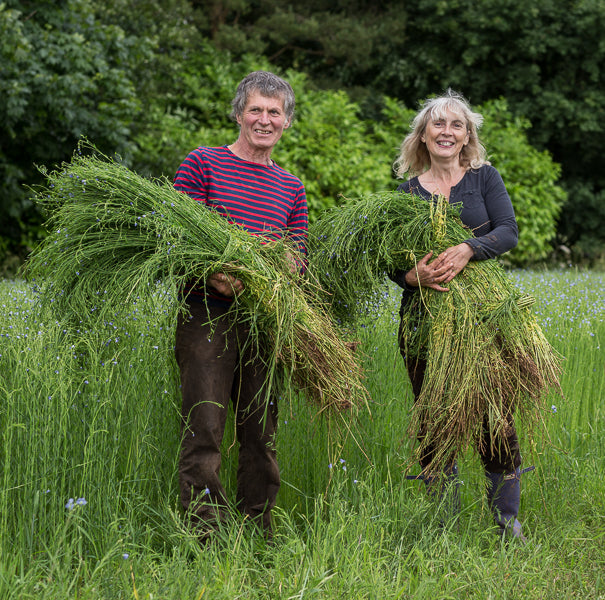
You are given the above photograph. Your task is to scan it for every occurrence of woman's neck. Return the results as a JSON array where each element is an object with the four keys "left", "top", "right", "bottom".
[
  {"left": 419, "top": 160, "right": 467, "bottom": 198},
  {"left": 426, "top": 157, "right": 466, "bottom": 183}
]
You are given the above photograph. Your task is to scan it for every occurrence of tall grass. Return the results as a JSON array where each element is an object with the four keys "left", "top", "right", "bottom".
[{"left": 1, "top": 270, "right": 603, "bottom": 599}]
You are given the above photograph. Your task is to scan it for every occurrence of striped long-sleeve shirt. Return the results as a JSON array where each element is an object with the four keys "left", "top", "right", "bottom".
[{"left": 174, "top": 145, "right": 309, "bottom": 303}]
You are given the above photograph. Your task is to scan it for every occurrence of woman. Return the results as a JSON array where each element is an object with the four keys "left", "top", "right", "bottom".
[{"left": 391, "top": 89, "right": 526, "bottom": 541}]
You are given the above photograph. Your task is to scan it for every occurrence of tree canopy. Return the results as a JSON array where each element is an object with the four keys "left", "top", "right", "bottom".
[
  {"left": 199, "top": 0, "right": 605, "bottom": 262},
  {"left": 1, "top": 0, "right": 600, "bottom": 273}
]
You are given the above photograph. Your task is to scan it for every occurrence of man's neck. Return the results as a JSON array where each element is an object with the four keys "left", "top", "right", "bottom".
[{"left": 228, "top": 142, "right": 273, "bottom": 166}]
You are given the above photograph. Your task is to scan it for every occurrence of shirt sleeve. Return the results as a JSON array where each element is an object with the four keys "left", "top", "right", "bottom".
[
  {"left": 463, "top": 166, "right": 518, "bottom": 260},
  {"left": 287, "top": 186, "right": 309, "bottom": 256},
  {"left": 173, "top": 149, "right": 208, "bottom": 204}
]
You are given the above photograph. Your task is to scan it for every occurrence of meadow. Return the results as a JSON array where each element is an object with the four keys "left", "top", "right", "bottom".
[{"left": 0, "top": 269, "right": 603, "bottom": 599}]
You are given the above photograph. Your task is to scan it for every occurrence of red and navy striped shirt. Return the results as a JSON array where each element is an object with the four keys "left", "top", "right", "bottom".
[{"left": 174, "top": 145, "right": 308, "bottom": 302}]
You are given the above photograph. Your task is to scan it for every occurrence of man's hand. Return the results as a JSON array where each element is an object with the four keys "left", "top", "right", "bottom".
[
  {"left": 207, "top": 272, "right": 244, "bottom": 297},
  {"left": 284, "top": 250, "right": 304, "bottom": 275}
]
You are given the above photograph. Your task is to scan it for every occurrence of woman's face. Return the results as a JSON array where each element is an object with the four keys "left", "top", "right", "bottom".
[{"left": 421, "top": 109, "right": 470, "bottom": 162}]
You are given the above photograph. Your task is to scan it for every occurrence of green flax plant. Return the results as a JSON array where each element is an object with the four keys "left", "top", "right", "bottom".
[
  {"left": 309, "top": 191, "right": 562, "bottom": 473},
  {"left": 24, "top": 144, "right": 367, "bottom": 415},
  {"left": 1, "top": 273, "right": 604, "bottom": 599}
]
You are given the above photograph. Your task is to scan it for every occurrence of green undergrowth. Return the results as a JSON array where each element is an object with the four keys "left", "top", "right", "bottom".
[{"left": 0, "top": 270, "right": 603, "bottom": 599}]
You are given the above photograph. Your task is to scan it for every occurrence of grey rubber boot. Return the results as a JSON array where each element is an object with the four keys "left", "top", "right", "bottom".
[{"left": 486, "top": 467, "right": 527, "bottom": 543}]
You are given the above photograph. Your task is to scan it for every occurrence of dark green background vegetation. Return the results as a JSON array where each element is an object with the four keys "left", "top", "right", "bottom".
[{"left": 2, "top": 0, "right": 603, "bottom": 275}]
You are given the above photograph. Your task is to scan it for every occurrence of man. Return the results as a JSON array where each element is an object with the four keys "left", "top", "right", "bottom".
[{"left": 173, "top": 71, "right": 308, "bottom": 539}]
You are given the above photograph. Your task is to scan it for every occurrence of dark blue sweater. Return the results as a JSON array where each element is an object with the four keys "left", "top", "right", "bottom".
[{"left": 392, "top": 164, "right": 518, "bottom": 292}]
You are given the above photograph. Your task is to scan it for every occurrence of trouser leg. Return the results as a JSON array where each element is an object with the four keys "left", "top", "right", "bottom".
[
  {"left": 400, "top": 331, "right": 527, "bottom": 539},
  {"left": 175, "top": 301, "right": 280, "bottom": 536},
  {"left": 477, "top": 406, "right": 521, "bottom": 474},
  {"left": 405, "top": 356, "right": 460, "bottom": 520},
  {"left": 236, "top": 361, "right": 280, "bottom": 535},
  {"left": 405, "top": 356, "right": 442, "bottom": 470},
  {"left": 478, "top": 391, "right": 526, "bottom": 541},
  {"left": 175, "top": 302, "right": 237, "bottom": 531},
  {"left": 233, "top": 347, "right": 280, "bottom": 533}
]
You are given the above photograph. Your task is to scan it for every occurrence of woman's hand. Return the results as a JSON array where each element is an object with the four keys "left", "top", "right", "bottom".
[
  {"left": 207, "top": 272, "right": 244, "bottom": 297},
  {"left": 405, "top": 243, "right": 474, "bottom": 291},
  {"left": 438, "top": 242, "right": 474, "bottom": 284}
]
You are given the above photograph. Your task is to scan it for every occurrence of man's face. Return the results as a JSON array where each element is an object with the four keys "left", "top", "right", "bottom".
[{"left": 236, "top": 91, "right": 290, "bottom": 155}]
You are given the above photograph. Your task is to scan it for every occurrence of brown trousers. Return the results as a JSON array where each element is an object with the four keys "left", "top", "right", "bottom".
[
  {"left": 175, "top": 301, "right": 280, "bottom": 532},
  {"left": 403, "top": 353, "right": 522, "bottom": 474}
]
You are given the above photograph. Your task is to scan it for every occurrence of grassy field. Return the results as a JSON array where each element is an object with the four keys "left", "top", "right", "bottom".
[{"left": 0, "top": 270, "right": 603, "bottom": 599}]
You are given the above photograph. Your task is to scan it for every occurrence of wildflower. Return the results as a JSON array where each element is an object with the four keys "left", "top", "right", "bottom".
[
  {"left": 551, "top": 405, "right": 557, "bottom": 413},
  {"left": 66, "top": 497, "right": 87, "bottom": 510},
  {"left": 122, "top": 553, "right": 130, "bottom": 560}
]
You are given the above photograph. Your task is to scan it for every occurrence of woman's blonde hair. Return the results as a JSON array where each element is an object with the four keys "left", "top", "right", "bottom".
[{"left": 393, "top": 89, "right": 489, "bottom": 178}]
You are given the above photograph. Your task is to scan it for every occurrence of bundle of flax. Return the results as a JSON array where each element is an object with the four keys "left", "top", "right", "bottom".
[
  {"left": 309, "top": 191, "right": 561, "bottom": 470},
  {"left": 25, "top": 147, "right": 367, "bottom": 413}
]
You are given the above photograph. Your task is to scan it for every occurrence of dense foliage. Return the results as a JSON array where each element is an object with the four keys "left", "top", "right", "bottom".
[
  {"left": 0, "top": 0, "right": 148, "bottom": 271},
  {"left": 1, "top": 0, "right": 593, "bottom": 273},
  {"left": 202, "top": 0, "right": 605, "bottom": 263}
]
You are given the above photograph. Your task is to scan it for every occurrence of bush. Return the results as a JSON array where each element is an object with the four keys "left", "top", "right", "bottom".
[
  {"left": 557, "top": 180, "right": 605, "bottom": 266},
  {"left": 479, "top": 99, "right": 566, "bottom": 265}
]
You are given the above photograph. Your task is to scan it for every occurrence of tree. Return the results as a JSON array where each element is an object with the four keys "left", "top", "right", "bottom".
[
  {"left": 0, "top": 0, "right": 148, "bottom": 271},
  {"left": 193, "top": 0, "right": 605, "bottom": 261},
  {"left": 478, "top": 99, "right": 565, "bottom": 265},
  {"left": 0, "top": 0, "right": 567, "bottom": 272}
]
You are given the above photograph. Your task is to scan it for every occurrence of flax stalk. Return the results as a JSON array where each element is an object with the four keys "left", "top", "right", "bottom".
[
  {"left": 25, "top": 145, "right": 367, "bottom": 413},
  {"left": 309, "top": 191, "right": 561, "bottom": 471}
]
